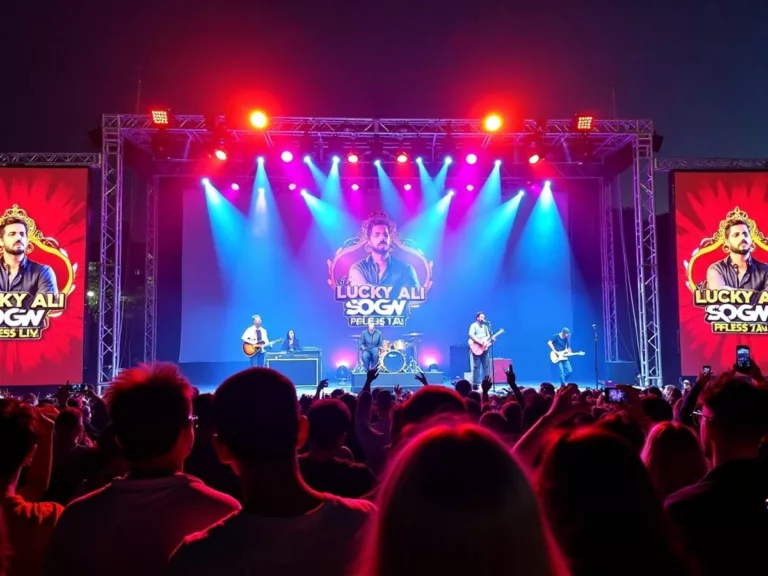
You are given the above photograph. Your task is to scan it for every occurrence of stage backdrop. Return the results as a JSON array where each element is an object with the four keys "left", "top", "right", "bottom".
[
  {"left": 674, "top": 171, "right": 768, "bottom": 374},
  {"left": 179, "top": 179, "right": 580, "bottom": 382},
  {"left": 0, "top": 168, "right": 87, "bottom": 386}
]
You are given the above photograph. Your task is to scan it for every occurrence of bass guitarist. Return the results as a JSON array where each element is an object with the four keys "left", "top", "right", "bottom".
[
  {"left": 242, "top": 315, "right": 272, "bottom": 367},
  {"left": 548, "top": 327, "right": 573, "bottom": 385}
]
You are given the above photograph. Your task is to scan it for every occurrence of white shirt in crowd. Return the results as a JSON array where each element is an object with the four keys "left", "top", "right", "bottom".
[
  {"left": 167, "top": 494, "right": 376, "bottom": 576},
  {"left": 242, "top": 325, "right": 268, "bottom": 345},
  {"left": 44, "top": 473, "right": 241, "bottom": 576}
]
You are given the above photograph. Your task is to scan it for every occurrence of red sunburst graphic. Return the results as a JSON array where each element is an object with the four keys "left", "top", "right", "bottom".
[
  {"left": 0, "top": 168, "right": 88, "bottom": 386},
  {"left": 675, "top": 171, "right": 768, "bottom": 374}
]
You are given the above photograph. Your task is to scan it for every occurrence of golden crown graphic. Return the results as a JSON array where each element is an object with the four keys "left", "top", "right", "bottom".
[
  {"left": 684, "top": 207, "right": 768, "bottom": 292},
  {"left": 0, "top": 204, "right": 77, "bottom": 313}
]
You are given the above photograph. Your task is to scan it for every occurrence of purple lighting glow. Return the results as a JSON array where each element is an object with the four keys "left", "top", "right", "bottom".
[
  {"left": 466, "top": 184, "right": 475, "bottom": 191},
  {"left": 404, "top": 184, "right": 412, "bottom": 191},
  {"left": 288, "top": 183, "right": 297, "bottom": 191},
  {"left": 351, "top": 183, "right": 360, "bottom": 191},
  {"left": 231, "top": 183, "right": 240, "bottom": 191}
]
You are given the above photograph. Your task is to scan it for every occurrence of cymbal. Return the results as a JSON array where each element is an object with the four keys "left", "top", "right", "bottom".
[
  {"left": 349, "top": 334, "right": 362, "bottom": 339},
  {"left": 404, "top": 332, "right": 423, "bottom": 337}
]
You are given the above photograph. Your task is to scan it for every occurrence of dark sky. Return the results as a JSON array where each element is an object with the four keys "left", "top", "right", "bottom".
[{"left": 2, "top": 0, "right": 767, "bottom": 158}]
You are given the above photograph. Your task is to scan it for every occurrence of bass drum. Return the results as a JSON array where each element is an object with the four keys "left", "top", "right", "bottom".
[{"left": 381, "top": 350, "right": 406, "bottom": 373}]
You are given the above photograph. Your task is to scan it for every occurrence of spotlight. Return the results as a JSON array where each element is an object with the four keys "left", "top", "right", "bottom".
[
  {"left": 528, "top": 153, "right": 541, "bottom": 165},
  {"left": 447, "top": 189, "right": 455, "bottom": 197},
  {"left": 288, "top": 183, "right": 297, "bottom": 191},
  {"left": 86, "top": 290, "right": 95, "bottom": 298},
  {"left": 281, "top": 151, "right": 294, "bottom": 163},
  {"left": 257, "top": 156, "right": 265, "bottom": 164},
  {"left": 213, "top": 148, "right": 228, "bottom": 161},
  {"left": 572, "top": 113, "right": 594, "bottom": 132},
  {"left": 150, "top": 109, "right": 171, "bottom": 127},
  {"left": 201, "top": 177, "right": 210, "bottom": 185},
  {"left": 351, "top": 183, "right": 360, "bottom": 191},
  {"left": 396, "top": 151, "right": 408, "bottom": 163},
  {"left": 404, "top": 184, "right": 412, "bottom": 191},
  {"left": 332, "top": 155, "right": 340, "bottom": 164},
  {"left": 444, "top": 156, "right": 452, "bottom": 165},
  {"left": 300, "top": 189, "right": 308, "bottom": 196},
  {"left": 483, "top": 114, "right": 503, "bottom": 132},
  {"left": 416, "top": 157, "right": 423, "bottom": 164},
  {"left": 518, "top": 190, "right": 525, "bottom": 196},
  {"left": 347, "top": 152, "right": 359, "bottom": 164},
  {"left": 257, "top": 187, "right": 265, "bottom": 194},
  {"left": 465, "top": 153, "right": 478, "bottom": 165},
  {"left": 466, "top": 184, "right": 475, "bottom": 191},
  {"left": 231, "top": 183, "right": 240, "bottom": 191},
  {"left": 303, "top": 155, "right": 312, "bottom": 164},
  {"left": 374, "top": 159, "right": 381, "bottom": 167},
  {"left": 494, "top": 159, "right": 502, "bottom": 167},
  {"left": 249, "top": 110, "right": 269, "bottom": 129}
]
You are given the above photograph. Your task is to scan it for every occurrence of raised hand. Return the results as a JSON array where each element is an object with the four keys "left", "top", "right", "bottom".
[
  {"left": 318, "top": 379, "right": 329, "bottom": 390},
  {"left": 393, "top": 384, "right": 403, "bottom": 398},
  {"left": 504, "top": 364, "right": 516, "bottom": 385},
  {"left": 481, "top": 375, "right": 493, "bottom": 393},
  {"left": 366, "top": 368, "right": 379, "bottom": 384},
  {"left": 415, "top": 371, "right": 428, "bottom": 386}
]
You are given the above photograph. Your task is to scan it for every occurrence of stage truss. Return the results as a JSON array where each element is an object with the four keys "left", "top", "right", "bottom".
[{"left": 94, "top": 114, "right": 660, "bottom": 385}]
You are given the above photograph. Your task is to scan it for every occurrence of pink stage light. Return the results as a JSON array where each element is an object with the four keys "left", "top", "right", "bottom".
[
  {"left": 281, "top": 151, "right": 294, "bottom": 163},
  {"left": 466, "top": 153, "right": 478, "bottom": 165},
  {"left": 213, "top": 148, "right": 228, "bottom": 161},
  {"left": 466, "top": 184, "right": 475, "bottom": 191},
  {"left": 351, "top": 183, "right": 360, "bottom": 191},
  {"left": 528, "top": 154, "right": 541, "bottom": 164},
  {"left": 347, "top": 152, "right": 359, "bottom": 163},
  {"left": 288, "top": 183, "right": 297, "bottom": 191},
  {"left": 231, "top": 183, "right": 240, "bottom": 191},
  {"left": 404, "top": 184, "right": 412, "bottom": 191},
  {"left": 396, "top": 152, "right": 408, "bottom": 163}
]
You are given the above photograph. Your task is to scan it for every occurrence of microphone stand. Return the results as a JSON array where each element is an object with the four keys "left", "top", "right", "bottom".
[
  {"left": 592, "top": 324, "right": 599, "bottom": 390},
  {"left": 488, "top": 321, "right": 496, "bottom": 393}
]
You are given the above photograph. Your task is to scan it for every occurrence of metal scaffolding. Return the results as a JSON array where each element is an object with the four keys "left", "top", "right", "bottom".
[
  {"left": 11, "top": 114, "right": 655, "bottom": 385},
  {"left": 656, "top": 158, "right": 768, "bottom": 171}
]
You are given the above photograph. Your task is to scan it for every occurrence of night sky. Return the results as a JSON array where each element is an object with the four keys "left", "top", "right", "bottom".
[{"left": 2, "top": 0, "right": 767, "bottom": 160}]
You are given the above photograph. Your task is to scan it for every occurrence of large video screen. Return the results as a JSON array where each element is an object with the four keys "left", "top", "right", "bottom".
[
  {"left": 674, "top": 171, "right": 768, "bottom": 374},
  {"left": 179, "top": 179, "right": 577, "bottom": 382},
  {"left": 0, "top": 168, "right": 88, "bottom": 386}
]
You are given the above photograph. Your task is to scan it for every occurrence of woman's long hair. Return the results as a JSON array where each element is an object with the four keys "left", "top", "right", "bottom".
[
  {"left": 642, "top": 421, "right": 708, "bottom": 500},
  {"left": 357, "top": 422, "right": 567, "bottom": 576},
  {"left": 538, "top": 428, "right": 689, "bottom": 576}
]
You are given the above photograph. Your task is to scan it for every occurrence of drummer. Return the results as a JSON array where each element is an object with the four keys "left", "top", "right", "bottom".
[{"left": 360, "top": 319, "right": 383, "bottom": 371}]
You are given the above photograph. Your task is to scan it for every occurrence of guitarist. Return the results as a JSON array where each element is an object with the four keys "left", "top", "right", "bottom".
[
  {"left": 548, "top": 327, "right": 573, "bottom": 385},
  {"left": 468, "top": 312, "right": 494, "bottom": 388},
  {"left": 242, "top": 315, "right": 271, "bottom": 367}
]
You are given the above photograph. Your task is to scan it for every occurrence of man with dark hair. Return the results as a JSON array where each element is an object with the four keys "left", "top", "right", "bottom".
[
  {"left": 45, "top": 363, "right": 240, "bottom": 576},
  {"left": 0, "top": 216, "right": 58, "bottom": 295},
  {"left": 706, "top": 217, "right": 768, "bottom": 291},
  {"left": 347, "top": 217, "right": 420, "bottom": 288},
  {"left": 0, "top": 398, "right": 61, "bottom": 576},
  {"left": 168, "top": 368, "right": 375, "bottom": 576},
  {"left": 548, "top": 327, "right": 573, "bottom": 385},
  {"left": 666, "top": 375, "right": 768, "bottom": 575},
  {"left": 468, "top": 312, "right": 495, "bottom": 388},
  {"left": 299, "top": 399, "right": 377, "bottom": 498}
]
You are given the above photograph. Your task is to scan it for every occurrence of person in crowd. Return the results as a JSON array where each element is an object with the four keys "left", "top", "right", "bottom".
[
  {"left": 338, "top": 393, "right": 366, "bottom": 462},
  {"left": 665, "top": 374, "right": 768, "bottom": 575},
  {"left": 502, "top": 401, "right": 523, "bottom": 442},
  {"left": 371, "top": 389, "right": 393, "bottom": 436},
  {"left": 45, "top": 363, "right": 240, "bottom": 576},
  {"left": 479, "top": 411, "right": 508, "bottom": 438},
  {"left": 538, "top": 428, "right": 688, "bottom": 576},
  {"left": 184, "top": 394, "right": 241, "bottom": 501},
  {"left": 642, "top": 395, "right": 674, "bottom": 423},
  {"left": 642, "top": 421, "right": 708, "bottom": 500},
  {"left": 356, "top": 423, "right": 567, "bottom": 576},
  {"left": 45, "top": 408, "right": 94, "bottom": 504},
  {"left": 594, "top": 411, "right": 646, "bottom": 454},
  {"left": 299, "top": 399, "right": 377, "bottom": 498},
  {"left": 454, "top": 379, "right": 471, "bottom": 398},
  {"left": 168, "top": 368, "right": 375, "bottom": 576},
  {"left": 70, "top": 424, "right": 129, "bottom": 500},
  {"left": 1, "top": 398, "right": 61, "bottom": 576}
]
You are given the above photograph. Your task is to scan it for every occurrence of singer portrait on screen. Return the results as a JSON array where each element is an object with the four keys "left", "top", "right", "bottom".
[
  {"left": 0, "top": 216, "right": 58, "bottom": 295},
  {"left": 706, "top": 218, "right": 768, "bottom": 292},
  {"left": 347, "top": 218, "right": 420, "bottom": 290}
]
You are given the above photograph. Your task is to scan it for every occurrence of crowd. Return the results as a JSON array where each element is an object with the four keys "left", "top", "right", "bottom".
[{"left": 1, "top": 359, "right": 767, "bottom": 575}]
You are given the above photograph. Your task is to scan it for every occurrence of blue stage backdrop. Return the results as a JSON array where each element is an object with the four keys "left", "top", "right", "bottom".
[{"left": 174, "top": 164, "right": 599, "bottom": 385}]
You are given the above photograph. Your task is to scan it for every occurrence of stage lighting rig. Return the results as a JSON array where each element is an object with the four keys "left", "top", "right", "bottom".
[
  {"left": 347, "top": 152, "right": 360, "bottom": 164},
  {"left": 249, "top": 110, "right": 269, "bottom": 129},
  {"left": 483, "top": 114, "right": 503, "bottom": 132},
  {"left": 299, "top": 132, "right": 315, "bottom": 161},
  {"left": 150, "top": 109, "right": 172, "bottom": 127},
  {"left": 395, "top": 150, "right": 408, "bottom": 163},
  {"left": 571, "top": 113, "right": 595, "bottom": 133},
  {"left": 369, "top": 137, "right": 384, "bottom": 162}
]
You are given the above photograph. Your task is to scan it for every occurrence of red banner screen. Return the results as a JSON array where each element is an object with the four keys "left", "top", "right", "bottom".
[
  {"left": 0, "top": 168, "right": 88, "bottom": 386},
  {"left": 674, "top": 171, "right": 768, "bottom": 374}
]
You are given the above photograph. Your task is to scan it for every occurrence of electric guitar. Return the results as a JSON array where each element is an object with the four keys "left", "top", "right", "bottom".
[
  {"left": 549, "top": 350, "right": 585, "bottom": 364},
  {"left": 468, "top": 328, "right": 505, "bottom": 355},
  {"left": 243, "top": 338, "right": 283, "bottom": 357}
]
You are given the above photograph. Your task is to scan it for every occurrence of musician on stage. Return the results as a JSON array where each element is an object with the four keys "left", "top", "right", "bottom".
[
  {"left": 282, "top": 329, "right": 301, "bottom": 353},
  {"left": 548, "top": 327, "right": 572, "bottom": 385},
  {"left": 242, "top": 315, "right": 270, "bottom": 367},
  {"left": 468, "top": 312, "right": 494, "bottom": 388},
  {"left": 360, "top": 320, "right": 383, "bottom": 371}
]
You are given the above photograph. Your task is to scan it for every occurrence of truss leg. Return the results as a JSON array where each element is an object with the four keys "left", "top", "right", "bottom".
[
  {"left": 98, "top": 115, "right": 124, "bottom": 385},
  {"left": 143, "top": 176, "right": 159, "bottom": 364},
  {"left": 600, "top": 178, "right": 619, "bottom": 362},
  {"left": 632, "top": 133, "right": 662, "bottom": 386}
]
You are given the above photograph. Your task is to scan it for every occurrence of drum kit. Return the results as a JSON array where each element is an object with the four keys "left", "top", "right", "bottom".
[{"left": 350, "top": 332, "right": 423, "bottom": 373}]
